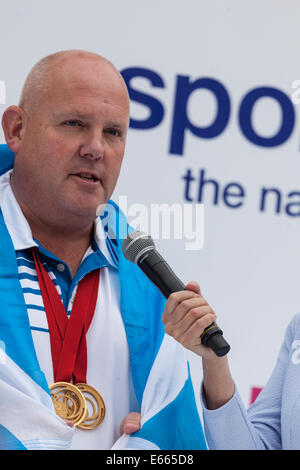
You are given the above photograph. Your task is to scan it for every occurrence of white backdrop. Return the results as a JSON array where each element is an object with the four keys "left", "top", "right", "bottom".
[{"left": 0, "top": 0, "right": 300, "bottom": 410}]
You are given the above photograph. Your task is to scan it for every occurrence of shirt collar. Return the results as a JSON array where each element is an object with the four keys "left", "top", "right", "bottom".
[{"left": 0, "top": 170, "right": 37, "bottom": 251}]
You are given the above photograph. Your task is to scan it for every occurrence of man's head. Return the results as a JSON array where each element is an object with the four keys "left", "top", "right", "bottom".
[{"left": 2, "top": 50, "right": 130, "bottom": 231}]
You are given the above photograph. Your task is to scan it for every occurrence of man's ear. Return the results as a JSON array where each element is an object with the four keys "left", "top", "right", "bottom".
[{"left": 2, "top": 106, "right": 27, "bottom": 153}]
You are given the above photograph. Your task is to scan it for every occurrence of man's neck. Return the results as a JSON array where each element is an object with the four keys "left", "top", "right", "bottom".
[
  {"left": 10, "top": 177, "right": 95, "bottom": 277},
  {"left": 20, "top": 208, "right": 93, "bottom": 279},
  {"left": 34, "top": 225, "right": 93, "bottom": 278}
]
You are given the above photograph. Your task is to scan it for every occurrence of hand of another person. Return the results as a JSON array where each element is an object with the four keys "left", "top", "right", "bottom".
[
  {"left": 162, "top": 281, "right": 219, "bottom": 360},
  {"left": 120, "top": 412, "right": 142, "bottom": 435}
]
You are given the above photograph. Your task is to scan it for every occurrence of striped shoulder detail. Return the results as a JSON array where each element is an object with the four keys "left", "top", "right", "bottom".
[{"left": 16, "top": 251, "right": 62, "bottom": 333}]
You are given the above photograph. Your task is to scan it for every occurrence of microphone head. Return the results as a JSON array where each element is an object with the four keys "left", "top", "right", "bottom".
[{"left": 122, "top": 231, "right": 155, "bottom": 264}]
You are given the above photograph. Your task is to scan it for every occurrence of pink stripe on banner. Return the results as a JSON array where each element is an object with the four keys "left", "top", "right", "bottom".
[{"left": 250, "top": 386, "right": 262, "bottom": 404}]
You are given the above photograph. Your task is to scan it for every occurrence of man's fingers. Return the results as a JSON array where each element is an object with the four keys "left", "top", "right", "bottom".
[
  {"left": 161, "top": 281, "right": 220, "bottom": 358},
  {"left": 166, "top": 307, "right": 216, "bottom": 340},
  {"left": 185, "top": 281, "right": 202, "bottom": 296},
  {"left": 179, "top": 312, "right": 217, "bottom": 346},
  {"left": 64, "top": 420, "right": 74, "bottom": 427},
  {"left": 120, "top": 412, "right": 142, "bottom": 435},
  {"left": 162, "top": 289, "right": 202, "bottom": 323},
  {"left": 163, "top": 296, "right": 209, "bottom": 325}
]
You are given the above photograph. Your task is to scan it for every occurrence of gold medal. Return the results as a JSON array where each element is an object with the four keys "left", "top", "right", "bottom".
[
  {"left": 75, "top": 383, "right": 106, "bottom": 430},
  {"left": 50, "top": 382, "right": 87, "bottom": 427},
  {"left": 50, "top": 382, "right": 105, "bottom": 430}
]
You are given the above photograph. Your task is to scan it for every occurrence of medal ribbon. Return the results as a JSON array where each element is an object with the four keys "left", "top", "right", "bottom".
[{"left": 32, "top": 248, "right": 100, "bottom": 384}]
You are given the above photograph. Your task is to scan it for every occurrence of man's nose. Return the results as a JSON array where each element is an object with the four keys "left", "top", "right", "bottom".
[{"left": 79, "top": 133, "right": 104, "bottom": 160}]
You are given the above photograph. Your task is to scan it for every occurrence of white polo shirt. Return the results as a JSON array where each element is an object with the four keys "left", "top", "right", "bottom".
[{"left": 0, "top": 169, "right": 138, "bottom": 449}]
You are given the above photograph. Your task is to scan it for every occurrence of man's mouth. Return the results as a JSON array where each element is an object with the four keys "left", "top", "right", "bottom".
[
  {"left": 77, "top": 172, "right": 97, "bottom": 181},
  {"left": 71, "top": 171, "right": 100, "bottom": 183}
]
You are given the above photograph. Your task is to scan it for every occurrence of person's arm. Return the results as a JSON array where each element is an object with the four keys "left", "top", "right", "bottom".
[
  {"left": 161, "top": 281, "right": 291, "bottom": 449},
  {"left": 202, "top": 355, "right": 234, "bottom": 409},
  {"left": 162, "top": 281, "right": 235, "bottom": 409}
]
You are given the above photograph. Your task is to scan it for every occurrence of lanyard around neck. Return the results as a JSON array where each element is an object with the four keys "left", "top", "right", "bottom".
[{"left": 32, "top": 248, "right": 100, "bottom": 384}]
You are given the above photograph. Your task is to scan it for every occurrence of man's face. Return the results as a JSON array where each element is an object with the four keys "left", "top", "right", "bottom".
[{"left": 12, "top": 58, "right": 130, "bottom": 226}]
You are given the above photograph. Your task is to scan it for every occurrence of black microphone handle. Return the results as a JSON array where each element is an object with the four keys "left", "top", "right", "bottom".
[{"left": 137, "top": 249, "right": 230, "bottom": 357}]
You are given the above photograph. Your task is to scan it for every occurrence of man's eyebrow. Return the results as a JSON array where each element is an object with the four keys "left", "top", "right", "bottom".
[
  {"left": 54, "top": 110, "right": 93, "bottom": 120},
  {"left": 54, "top": 112, "right": 127, "bottom": 128},
  {"left": 105, "top": 121, "right": 126, "bottom": 129}
]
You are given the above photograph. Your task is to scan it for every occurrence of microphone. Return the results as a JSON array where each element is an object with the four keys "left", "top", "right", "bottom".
[{"left": 122, "top": 231, "right": 230, "bottom": 357}]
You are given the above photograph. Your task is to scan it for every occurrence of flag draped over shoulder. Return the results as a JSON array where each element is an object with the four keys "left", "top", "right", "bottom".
[
  {"left": 0, "top": 346, "right": 74, "bottom": 450},
  {"left": 112, "top": 335, "right": 206, "bottom": 450},
  {"left": 0, "top": 144, "right": 207, "bottom": 451}
]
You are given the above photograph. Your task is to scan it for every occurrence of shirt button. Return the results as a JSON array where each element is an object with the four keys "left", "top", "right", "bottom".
[{"left": 56, "top": 263, "right": 65, "bottom": 272}]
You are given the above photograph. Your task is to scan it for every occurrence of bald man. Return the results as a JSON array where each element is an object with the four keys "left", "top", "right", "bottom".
[{"left": 0, "top": 50, "right": 206, "bottom": 450}]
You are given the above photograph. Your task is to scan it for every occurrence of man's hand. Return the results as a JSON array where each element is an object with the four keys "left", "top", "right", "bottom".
[
  {"left": 120, "top": 412, "right": 141, "bottom": 435},
  {"left": 65, "top": 420, "right": 74, "bottom": 427},
  {"left": 162, "top": 281, "right": 235, "bottom": 409},
  {"left": 162, "top": 281, "right": 218, "bottom": 360}
]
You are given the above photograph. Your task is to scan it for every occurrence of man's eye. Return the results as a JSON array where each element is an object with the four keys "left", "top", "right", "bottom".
[
  {"left": 106, "top": 128, "right": 120, "bottom": 136},
  {"left": 64, "top": 120, "right": 83, "bottom": 127}
]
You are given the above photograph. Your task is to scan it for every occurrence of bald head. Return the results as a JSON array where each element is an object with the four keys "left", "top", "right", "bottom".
[{"left": 19, "top": 50, "right": 129, "bottom": 117}]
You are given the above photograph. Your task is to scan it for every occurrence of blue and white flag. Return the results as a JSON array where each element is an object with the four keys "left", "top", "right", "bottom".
[
  {"left": 0, "top": 333, "right": 207, "bottom": 450},
  {"left": 112, "top": 334, "right": 206, "bottom": 450},
  {"left": 0, "top": 345, "right": 74, "bottom": 450}
]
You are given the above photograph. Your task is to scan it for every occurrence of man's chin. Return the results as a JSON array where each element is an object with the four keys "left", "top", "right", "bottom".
[
  {"left": 59, "top": 191, "right": 109, "bottom": 223},
  {"left": 69, "top": 207, "right": 102, "bottom": 220},
  {"left": 67, "top": 200, "right": 108, "bottom": 221}
]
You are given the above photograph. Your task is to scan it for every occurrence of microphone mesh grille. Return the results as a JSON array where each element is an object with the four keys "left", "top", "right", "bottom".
[{"left": 122, "top": 231, "right": 155, "bottom": 263}]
